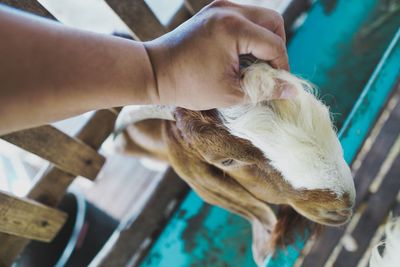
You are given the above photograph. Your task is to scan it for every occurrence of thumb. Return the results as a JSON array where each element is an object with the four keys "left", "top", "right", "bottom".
[{"left": 237, "top": 21, "right": 289, "bottom": 71}]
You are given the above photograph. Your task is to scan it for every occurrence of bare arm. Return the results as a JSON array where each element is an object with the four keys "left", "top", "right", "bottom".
[
  {"left": 0, "top": 5, "right": 155, "bottom": 134},
  {"left": 0, "top": 0, "right": 289, "bottom": 135}
]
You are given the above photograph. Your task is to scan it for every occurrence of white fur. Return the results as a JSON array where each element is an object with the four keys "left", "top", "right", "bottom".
[
  {"left": 219, "top": 63, "right": 355, "bottom": 198},
  {"left": 370, "top": 218, "right": 400, "bottom": 267}
]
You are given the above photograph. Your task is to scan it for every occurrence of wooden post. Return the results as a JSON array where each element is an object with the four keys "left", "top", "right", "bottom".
[
  {"left": 105, "top": 0, "right": 166, "bottom": 41},
  {"left": 166, "top": 3, "right": 192, "bottom": 31},
  {"left": 0, "top": 0, "right": 55, "bottom": 18},
  {"left": 184, "top": 0, "right": 212, "bottom": 14}
]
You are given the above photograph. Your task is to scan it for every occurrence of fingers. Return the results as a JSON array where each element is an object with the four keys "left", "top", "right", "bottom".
[
  {"left": 206, "top": 1, "right": 289, "bottom": 70},
  {"left": 231, "top": 5, "right": 286, "bottom": 43},
  {"left": 237, "top": 21, "right": 289, "bottom": 70}
]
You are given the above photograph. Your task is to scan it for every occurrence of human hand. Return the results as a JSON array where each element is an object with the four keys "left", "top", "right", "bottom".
[{"left": 144, "top": 0, "right": 290, "bottom": 110}]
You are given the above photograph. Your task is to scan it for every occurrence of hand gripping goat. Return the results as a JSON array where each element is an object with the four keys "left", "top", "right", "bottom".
[{"left": 114, "top": 62, "right": 356, "bottom": 266}]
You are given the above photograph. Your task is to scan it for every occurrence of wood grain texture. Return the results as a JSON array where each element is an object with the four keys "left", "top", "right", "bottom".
[
  {"left": 0, "top": 109, "right": 118, "bottom": 267},
  {"left": 76, "top": 109, "right": 118, "bottom": 149},
  {"left": 105, "top": 0, "right": 165, "bottom": 41},
  {"left": 0, "top": 168, "right": 79, "bottom": 267},
  {"left": 0, "top": 0, "right": 55, "bottom": 19},
  {"left": 166, "top": 3, "right": 192, "bottom": 31},
  {"left": 301, "top": 91, "right": 400, "bottom": 266},
  {"left": 184, "top": 0, "right": 212, "bottom": 14},
  {"left": 98, "top": 168, "right": 189, "bottom": 267},
  {"left": 0, "top": 191, "right": 67, "bottom": 242},
  {"left": 334, "top": 154, "right": 400, "bottom": 267},
  {"left": 282, "top": 0, "right": 312, "bottom": 39},
  {"left": 2, "top": 125, "right": 105, "bottom": 180}
]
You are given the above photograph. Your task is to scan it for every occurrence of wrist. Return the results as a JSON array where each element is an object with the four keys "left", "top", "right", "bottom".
[
  {"left": 109, "top": 38, "right": 159, "bottom": 106},
  {"left": 143, "top": 38, "right": 176, "bottom": 106},
  {"left": 140, "top": 42, "right": 161, "bottom": 105}
]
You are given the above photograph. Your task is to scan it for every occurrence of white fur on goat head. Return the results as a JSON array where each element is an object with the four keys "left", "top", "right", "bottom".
[{"left": 219, "top": 62, "right": 355, "bottom": 200}]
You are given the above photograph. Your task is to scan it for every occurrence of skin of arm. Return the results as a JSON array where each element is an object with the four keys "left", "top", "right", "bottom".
[{"left": 0, "top": 0, "right": 289, "bottom": 135}]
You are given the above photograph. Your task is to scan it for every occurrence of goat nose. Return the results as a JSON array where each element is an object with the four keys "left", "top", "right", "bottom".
[{"left": 341, "top": 192, "right": 355, "bottom": 209}]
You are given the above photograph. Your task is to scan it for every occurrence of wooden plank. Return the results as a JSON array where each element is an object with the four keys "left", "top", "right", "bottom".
[
  {"left": 0, "top": 109, "right": 117, "bottom": 267},
  {"left": 0, "top": 191, "right": 67, "bottom": 242},
  {"left": 0, "top": 0, "right": 55, "bottom": 19},
  {"left": 184, "top": 0, "right": 211, "bottom": 14},
  {"left": 105, "top": 0, "right": 165, "bottom": 41},
  {"left": 166, "top": 3, "right": 192, "bottom": 31},
  {"left": 97, "top": 168, "right": 189, "bottom": 267},
  {"left": 334, "top": 154, "right": 400, "bottom": 267},
  {"left": 301, "top": 91, "right": 400, "bottom": 266},
  {"left": 2, "top": 125, "right": 105, "bottom": 180},
  {"left": 28, "top": 166, "right": 76, "bottom": 207},
  {"left": 282, "top": 0, "right": 312, "bottom": 39},
  {"left": 0, "top": 168, "right": 77, "bottom": 267},
  {"left": 76, "top": 109, "right": 118, "bottom": 149},
  {"left": 184, "top": 0, "right": 310, "bottom": 38},
  {"left": 353, "top": 100, "right": 400, "bottom": 207},
  {"left": 28, "top": 110, "right": 117, "bottom": 207}
]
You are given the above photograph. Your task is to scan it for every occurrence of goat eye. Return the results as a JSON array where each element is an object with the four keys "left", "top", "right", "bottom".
[{"left": 221, "top": 159, "right": 234, "bottom": 166}]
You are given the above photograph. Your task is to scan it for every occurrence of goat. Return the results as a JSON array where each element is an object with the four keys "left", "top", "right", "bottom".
[{"left": 114, "top": 61, "right": 356, "bottom": 265}]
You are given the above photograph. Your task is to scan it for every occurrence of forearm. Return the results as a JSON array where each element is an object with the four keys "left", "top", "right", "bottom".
[
  {"left": 0, "top": 1, "right": 290, "bottom": 135},
  {"left": 0, "top": 6, "right": 156, "bottom": 134}
]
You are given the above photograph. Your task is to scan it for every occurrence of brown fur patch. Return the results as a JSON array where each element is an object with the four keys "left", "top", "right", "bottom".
[{"left": 270, "top": 206, "right": 315, "bottom": 250}]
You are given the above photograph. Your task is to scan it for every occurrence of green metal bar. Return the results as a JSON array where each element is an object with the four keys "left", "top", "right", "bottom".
[{"left": 339, "top": 28, "right": 400, "bottom": 163}]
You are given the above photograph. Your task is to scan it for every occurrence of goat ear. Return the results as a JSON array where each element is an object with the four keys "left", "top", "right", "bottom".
[
  {"left": 269, "top": 206, "right": 316, "bottom": 251},
  {"left": 173, "top": 107, "right": 199, "bottom": 121},
  {"left": 173, "top": 108, "right": 220, "bottom": 124},
  {"left": 276, "top": 79, "right": 299, "bottom": 99},
  {"left": 251, "top": 218, "right": 275, "bottom": 266},
  {"left": 173, "top": 107, "right": 222, "bottom": 142}
]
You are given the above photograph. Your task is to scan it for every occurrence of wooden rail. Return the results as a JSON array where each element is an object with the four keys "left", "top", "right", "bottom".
[
  {"left": 2, "top": 126, "right": 105, "bottom": 180},
  {"left": 0, "top": 0, "right": 54, "bottom": 18},
  {"left": 185, "top": 0, "right": 212, "bottom": 14},
  {"left": 0, "top": 191, "right": 67, "bottom": 242},
  {"left": 105, "top": 0, "right": 166, "bottom": 40},
  {"left": 166, "top": 3, "right": 192, "bottom": 31}
]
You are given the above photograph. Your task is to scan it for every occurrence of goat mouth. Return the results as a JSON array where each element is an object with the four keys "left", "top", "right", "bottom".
[
  {"left": 317, "top": 213, "right": 352, "bottom": 226},
  {"left": 291, "top": 205, "right": 353, "bottom": 227},
  {"left": 295, "top": 209, "right": 352, "bottom": 226}
]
